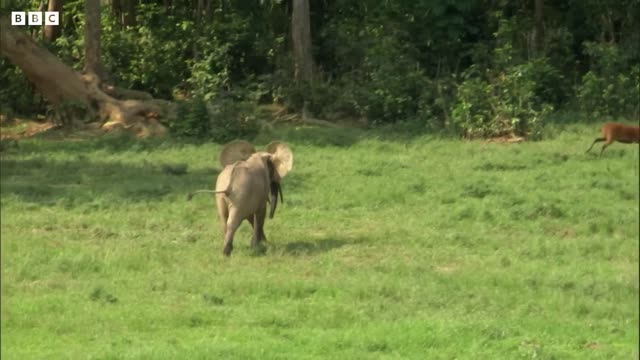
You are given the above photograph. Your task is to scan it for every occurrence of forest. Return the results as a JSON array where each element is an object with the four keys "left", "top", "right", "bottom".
[{"left": 1, "top": 0, "right": 638, "bottom": 139}]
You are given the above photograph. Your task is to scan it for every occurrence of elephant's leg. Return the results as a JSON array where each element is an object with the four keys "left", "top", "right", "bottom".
[
  {"left": 255, "top": 205, "right": 267, "bottom": 243},
  {"left": 246, "top": 216, "right": 259, "bottom": 248},
  {"left": 223, "top": 210, "right": 242, "bottom": 256},
  {"left": 216, "top": 196, "right": 229, "bottom": 237},
  {"left": 260, "top": 228, "right": 267, "bottom": 243}
]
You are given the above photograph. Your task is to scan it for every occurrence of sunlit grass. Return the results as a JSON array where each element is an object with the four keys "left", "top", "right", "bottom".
[{"left": 1, "top": 123, "right": 638, "bottom": 359}]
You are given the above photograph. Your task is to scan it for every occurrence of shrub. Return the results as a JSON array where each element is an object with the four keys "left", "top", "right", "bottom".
[
  {"left": 208, "top": 100, "right": 260, "bottom": 143},
  {"left": 168, "top": 97, "right": 259, "bottom": 142},
  {"left": 451, "top": 61, "right": 552, "bottom": 139},
  {"left": 0, "top": 60, "right": 42, "bottom": 117},
  {"left": 577, "top": 43, "right": 639, "bottom": 118},
  {"left": 169, "top": 97, "right": 211, "bottom": 139},
  {"left": 345, "top": 32, "right": 425, "bottom": 125},
  {"left": 451, "top": 74, "right": 493, "bottom": 137}
]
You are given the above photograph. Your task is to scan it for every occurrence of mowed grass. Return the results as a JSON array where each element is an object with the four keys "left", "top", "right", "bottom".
[{"left": 1, "top": 124, "right": 638, "bottom": 359}]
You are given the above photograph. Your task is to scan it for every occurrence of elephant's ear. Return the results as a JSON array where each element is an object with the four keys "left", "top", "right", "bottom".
[
  {"left": 266, "top": 141, "right": 293, "bottom": 180},
  {"left": 219, "top": 140, "right": 256, "bottom": 167}
]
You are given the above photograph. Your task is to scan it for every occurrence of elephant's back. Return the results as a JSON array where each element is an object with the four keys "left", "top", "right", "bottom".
[
  {"left": 215, "top": 165, "right": 235, "bottom": 192},
  {"left": 217, "top": 163, "right": 268, "bottom": 210}
]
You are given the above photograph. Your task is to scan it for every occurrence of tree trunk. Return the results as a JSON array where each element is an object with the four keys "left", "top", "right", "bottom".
[
  {"left": 44, "top": 0, "right": 64, "bottom": 42},
  {"left": 84, "top": 0, "right": 106, "bottom": 81},
  {"left": 1, "top": 17, "right": 90, "bottom": 108},
  {"left": 291, "top": 0, "right": 313, "bottom": 82},
  {"left": 110, "top": 0, "right": 122, "bottom": 28},
  {"left": 122, "top": 0, "right": 137, "bottom": 27},
  {"left": 0, "top": 16, "right": 169, "bottom": 138},
  {"left": 32, "top": 2, "right": 47, "bottom": 39},
  {"left": 197, "top": 0, "right": 205, "bottom": 20},
  {"left": 206, "top": 0, "right": 212, "bottom": 21},
  {"left": 533, "top": 0, "right": 544, "bottom": 57}
]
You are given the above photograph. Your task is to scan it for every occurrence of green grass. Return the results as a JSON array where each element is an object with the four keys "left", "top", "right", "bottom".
[{"left": 1, "top": 124, "right": 639, "bottom": 359}]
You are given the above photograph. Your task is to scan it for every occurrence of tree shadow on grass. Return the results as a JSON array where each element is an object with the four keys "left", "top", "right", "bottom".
[
  {"left": 256, "top": 126, "right": 364, "bottom": 148},
  {"left": 0, "top": 155, "right": 216, "bottom": 206},
  {"left": 8, "top": 120, "right": 435, "bottom": 161},
  {"left": 276, "top": 236, "right": 366, "bottom": 256},
  {"left": 1, "top": 157, "right": 309, "bottom": 210},
  {"left": 0, "top": 121, "right": 432, "bottom": 207},
  {"left": 15, "top": 132, "right": 193, "bottom": 154},
  {"left": 256, "top": 122, "right": 437, "bottom": 148}
]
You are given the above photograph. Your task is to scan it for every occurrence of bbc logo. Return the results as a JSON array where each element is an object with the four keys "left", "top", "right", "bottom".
[{"left": 11, "top": 11, "right": 60, "bottom": 26}]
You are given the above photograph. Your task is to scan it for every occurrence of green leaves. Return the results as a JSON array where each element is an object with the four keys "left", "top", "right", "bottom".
[
  {"left": 167, "top": 97, "right": 259, "bottom": 143},
  {"left": 577, "top": 43, "right": 639, "bottom": 117},
  {"left": 452, "top": 58, "right": 554, "bottom": 139}
]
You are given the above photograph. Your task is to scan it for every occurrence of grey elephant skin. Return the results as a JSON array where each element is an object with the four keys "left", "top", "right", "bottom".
[{"left": 188, "top": 140, "right": 293, "bottom": 256}]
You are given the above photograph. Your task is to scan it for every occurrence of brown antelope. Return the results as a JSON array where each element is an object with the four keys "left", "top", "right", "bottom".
[{"left": 585, "top": 122, "right": 640, "bottom": 157}]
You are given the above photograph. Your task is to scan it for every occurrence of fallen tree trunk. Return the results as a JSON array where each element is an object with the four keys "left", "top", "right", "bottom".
[
  {"left": 0, "top": 16, "right": 169, "bottom": 138},
  {"left": 0, "top": 17, "right": 91, "bottom": 108},
  {"left": 102, "top": 85, "right": 153, "bottom": 100}
]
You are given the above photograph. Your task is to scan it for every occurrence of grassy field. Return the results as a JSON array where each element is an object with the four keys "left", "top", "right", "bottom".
[{"left": 1, "top": 123, "right": 638, "bottom": 359}]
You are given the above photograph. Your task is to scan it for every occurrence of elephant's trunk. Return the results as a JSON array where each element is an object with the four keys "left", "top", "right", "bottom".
[{"left": 269, "top": 181, "right": 282, "bottom": 219}]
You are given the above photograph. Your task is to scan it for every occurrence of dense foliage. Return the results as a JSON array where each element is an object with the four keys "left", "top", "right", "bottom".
[{"left": 1, "top": 0, "right": 639, "bottom": 138}]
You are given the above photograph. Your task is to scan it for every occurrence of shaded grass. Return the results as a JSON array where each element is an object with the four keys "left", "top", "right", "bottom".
[{"left": 1, "top": 123, "right": 639, "bottom": 359}]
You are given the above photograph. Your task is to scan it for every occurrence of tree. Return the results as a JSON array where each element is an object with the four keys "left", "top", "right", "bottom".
[
  {"left": 122, "top": 0, "right": 137, "bottom": 27},
  {"left": 291, "top": 0, "right": 313, "bottom": 83},
  {"left": 533, "top": 0, "right": 544, "bottom": 57},
  {"left": 84, "top": 0, "right": 106, "bottom": 80},
  {"left": 0, "top": 16, "right": 170, "bottom": 137},
  {"left": 44, "top": 0, "right": 64, "bottom": 42},
  {"left": 109, "top": 0, "right": 137, "bottom": 28}
]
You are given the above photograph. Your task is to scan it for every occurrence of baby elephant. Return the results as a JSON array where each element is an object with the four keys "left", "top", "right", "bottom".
[{"left": 188, "top": 140, "right": 293, "bottom": 256}]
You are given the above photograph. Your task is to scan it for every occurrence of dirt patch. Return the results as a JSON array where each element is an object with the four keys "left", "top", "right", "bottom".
[
  {"left": 259, "top": 104, "right": 367, "bottom": 129},
  {"left": 434, "top": 263, "right": 459, "bottom": 274},
  {"left": 584, "top": 342, "right": 601, "bottom": 350},
  {"left": 485, "top": 134, "right": 526, "bottom": 144},
  {"left": 1, "top": 117, "right": 107, "bottom": 141},
  {"left": 1, "top": 119, "right": 56, "bottom": 140}
]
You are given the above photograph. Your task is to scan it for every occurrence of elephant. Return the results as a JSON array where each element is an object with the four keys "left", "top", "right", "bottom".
[{"left": 188, "top": 140, "right": 293, "bottom": 256}]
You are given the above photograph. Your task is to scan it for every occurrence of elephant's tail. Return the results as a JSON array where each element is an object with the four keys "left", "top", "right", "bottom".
[
  {"left": 188, "top": 164, "right": 239, "bottom": 201},
  {"left": 187, "top": 190, "right": 225, "bottom": 201}
]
